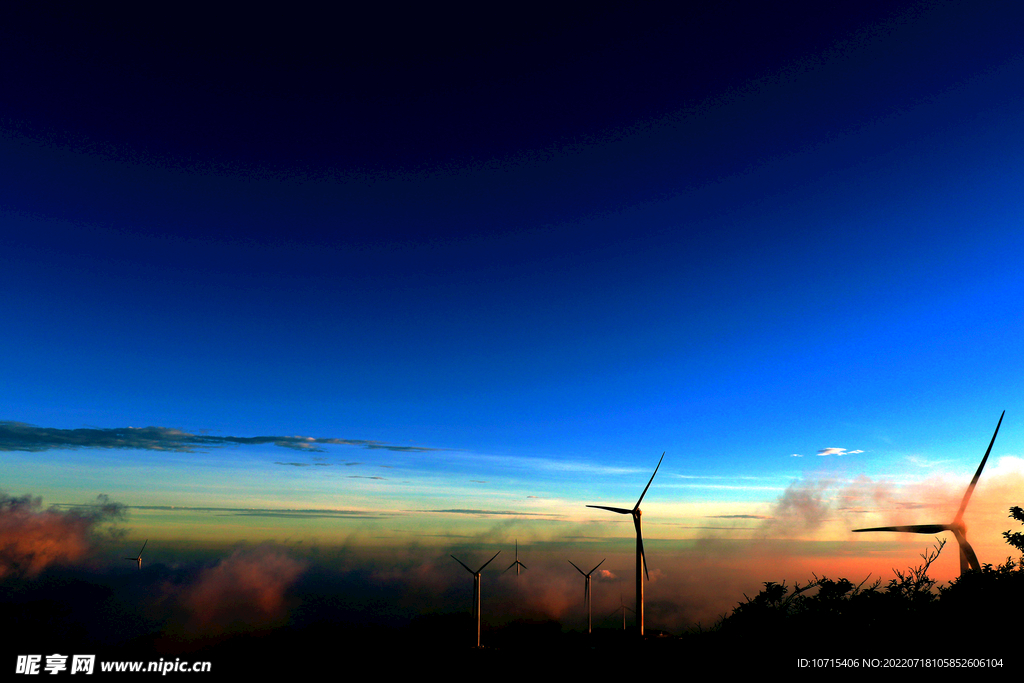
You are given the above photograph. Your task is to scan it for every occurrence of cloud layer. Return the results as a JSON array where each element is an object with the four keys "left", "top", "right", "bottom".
[
  {"left": 0, "top": 422, "right": 441, "bottom": 453},
  {"left": 0, "top": 492, "right": 124, "bottom": 578},
  {"left": 175, "top": 550, "right": 306, "bottom": 634}
]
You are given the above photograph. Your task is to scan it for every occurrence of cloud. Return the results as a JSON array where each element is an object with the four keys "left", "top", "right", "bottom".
[
  {"left": 817, "top": 448, "right": 863, "bottom": 457},
  {"left": 762, "top": 479, "right": 834, "bottom": 536},
  {"left": 418, "top": 509, "right": 564, "bottom": 518},
  {"left": 0, "top": 492, "right": 125, "bottom": 578},
  {"left": 0, "top": 422, "right": 444, "bottom": 453},
  {"left": 175, "top": 550, "right": 306, "bottom": 634},
  {"left": 129, "top": 505, "right": 394, "bottom": 519},
  {"left": 906, "top": 455, "right": 952, "bottom": 468}
]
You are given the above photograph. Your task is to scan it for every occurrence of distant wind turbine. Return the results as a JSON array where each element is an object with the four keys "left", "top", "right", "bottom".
[
  {"left": 587, "top": 451, "right": 664, "bottom": 636},
  {"left": 125, "top": 540, "right": 147, "bottom": 570},
  {"left": 606, "top": 593, "right": 635, "bottom": 631},
  {"left": 853, "top": 411, "right": 1004, "bottom": 575},
  {"left": 568, "top": 558, "right": 605, "bottom": 634},
  {"left": 505, "top": 540, "right": 527, "bottom": 576},
  {"left": 451, "top": 551, "right": 501, "bottom": 648}
]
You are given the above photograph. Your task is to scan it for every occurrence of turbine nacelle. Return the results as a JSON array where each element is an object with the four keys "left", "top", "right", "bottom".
[
  {"left": 505, "top": 540, "right": 527, "bottom": 576},
  {"left": 124, "top": 540, "right": 147, "bottom": 570}
]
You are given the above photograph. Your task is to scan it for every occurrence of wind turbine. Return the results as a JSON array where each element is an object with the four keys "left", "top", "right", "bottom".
[
  {"left": 587, "top": 451, "right": 664, "bottom": 636},
  {"left": 606, "top": 593, "right": 635, "bottom": 631},
  {"left": 125, "top": 540, "right": 147, "bottom": 570},
  {"left": 853, "top": 411, "right": 1004, "bottom": 575},
  {"left": 451, "top": 551, "right": 501, "bottom": 648},
  {"left": 505, "top": 540, "right": 527, "bottom": 576},
  {"left": 568, "top": 558, "right": 605, "bottom": 634}
]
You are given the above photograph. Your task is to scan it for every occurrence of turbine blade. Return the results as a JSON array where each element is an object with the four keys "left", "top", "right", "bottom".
[
  {"left": 520, "top": 562, "right": 527, "bottom": 570},
  {"left": 138, "top": 540, "right": 147, "bottom": 556},
  {"left": 634, "top": 452, "right": 665, "bottom": 510},
  {"left": 954, "top": 411, "right": 1004, "bottom": 524},
  {"left": 588, "top": 558, "right": 606, "bottom": 575},
  {"left": 451, "top": 555, "right": 475, "bottom": 574},
  {"left": 952, "top": 528, "right": 981, "bottom": 573},
  {"left": 853, "top": 524, "right": 951, "bottom": 534},
  {"left": 505, "top": 561, "right": 516, "bottom": 573},
  {"left": 476, "top": 550, "right": 501, "bottom": 573},
  {"left": 568, "top": 560, "right": 586, "bottom": 576},
  {"left": 587, "top": 505, "right": 633, "bottom": 515}
]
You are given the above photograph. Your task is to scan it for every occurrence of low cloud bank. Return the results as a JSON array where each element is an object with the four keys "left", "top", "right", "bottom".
[
  {"left": 0, "top": 492, "right": 124, "bottom": 578},
  {"left": 174, "top": 550, "right": 307, "bottom": 634}
]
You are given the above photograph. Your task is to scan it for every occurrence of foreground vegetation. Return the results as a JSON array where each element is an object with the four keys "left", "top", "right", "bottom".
[{"left": 711, "top": 508, "right": 1024, "bottom": 659}]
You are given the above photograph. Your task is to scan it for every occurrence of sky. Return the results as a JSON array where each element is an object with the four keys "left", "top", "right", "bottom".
[{"left": 3, "top": 0, "right": 1024, "bottom": 666}]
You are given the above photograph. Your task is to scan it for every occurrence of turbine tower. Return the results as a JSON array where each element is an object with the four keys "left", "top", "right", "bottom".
[
  {"left": 853, "top": 411, "right": 1004, "bottom": 575},
  {"left": 568, "top": 558, "right": 605, "bottom": 634},
  {"left": 451, "top": 551, "right": 501, "bottom": 648},
  {"left": 505, "top": 539, "right": 527, "bottom": 576},
  {"left": 125, "top": 540, "right": 147, "bottom": 570},
  {"left": 587, "top": 451, "right": 664, "bottom": 636}
]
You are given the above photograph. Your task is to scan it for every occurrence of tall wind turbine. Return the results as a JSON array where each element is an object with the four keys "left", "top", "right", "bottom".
[
  {"left": 587, "top": 451, "right": 664, "bottom": 636},
  {"left": 451, "top": 551, "right": 501, "bottom": 648},
  {"left": 125, "top": 540, "right": 147, "bottom": 570},
  {"left": 568, "top": 558, "right": 605, "bottom": 634},
  {"left": 853, "top": 411, "right": 1004, "bottom": 575},
  {"left": 505, "top": 540, "right": 527, "bottom": 576}
]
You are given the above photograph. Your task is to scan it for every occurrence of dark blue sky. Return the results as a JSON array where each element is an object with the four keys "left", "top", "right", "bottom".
[{"left": 3, "top": 1, "right": 1023, "bottom": 530}]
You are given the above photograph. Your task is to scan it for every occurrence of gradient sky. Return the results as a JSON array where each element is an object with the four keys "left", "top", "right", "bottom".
[{"left": 3, "top": 2, "right": 1024, "bottom": 634}]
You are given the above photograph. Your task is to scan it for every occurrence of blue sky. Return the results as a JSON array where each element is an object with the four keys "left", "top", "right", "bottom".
[{"left": 2, "top": 2, "right": 1024, "bottom": 608}]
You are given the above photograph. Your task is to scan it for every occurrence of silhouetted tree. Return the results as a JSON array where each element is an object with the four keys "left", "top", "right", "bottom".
[{"left": 1003, "top": 506, "right": 1024, "bottom": 553}]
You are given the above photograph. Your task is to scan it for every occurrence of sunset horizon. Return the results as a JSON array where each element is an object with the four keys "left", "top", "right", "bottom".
[{"left": 4, "top": 1, "right": 1024, "bottom": 672}]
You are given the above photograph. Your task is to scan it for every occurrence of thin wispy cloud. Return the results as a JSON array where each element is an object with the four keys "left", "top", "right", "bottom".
[
  {"left": 0, "top": 422, "right": 444, "bottom": 454},
  {"left": 124, "top": 505, "right": 395, "bottom": 519},
  {"left": 417, "top": 508, "right": 563, "bottom": 518},
  {"left": 906, "top": 455, "right": 953, "bottom": 468},
  {"left": 667, "top": 483, "right": 786, "bottom": 491}
]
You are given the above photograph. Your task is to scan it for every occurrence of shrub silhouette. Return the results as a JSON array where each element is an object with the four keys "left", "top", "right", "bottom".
[
  {"left": 1003, "top": 506, "right": 1024, "bottom": 553},
  {"left": 718, "top": 511, "right": 1024, "bottom": 656}
]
